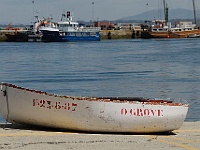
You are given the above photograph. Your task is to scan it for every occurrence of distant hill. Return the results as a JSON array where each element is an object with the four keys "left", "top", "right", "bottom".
[{"left": 119, "top": 8, "right": 200, "bottom": 21}]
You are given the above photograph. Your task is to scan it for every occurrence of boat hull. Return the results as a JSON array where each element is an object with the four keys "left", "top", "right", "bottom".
[
  {"left": 141, "top": 29, "right": 200, "bottom": 38},
  {"left": 5, "top": 33, "right": 28, "bottom": 42},
  {"left": 41, "top": 30, "right": 101, "bottom": 42},
  {"left": 0, "top": 83, "right": 189, "bottom": 133}
]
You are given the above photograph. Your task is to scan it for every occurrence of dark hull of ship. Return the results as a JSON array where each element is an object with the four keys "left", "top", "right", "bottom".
[
  {"left": 5, "top": 32, "right": 29, "bottom": 42},
  {"left": 41, "top": 30, "right": 101, "bottom": 42}
]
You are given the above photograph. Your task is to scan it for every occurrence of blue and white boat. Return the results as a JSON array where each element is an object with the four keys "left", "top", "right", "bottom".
[{"left": 40, "top": 12, "right": 101, "bottom": 42}]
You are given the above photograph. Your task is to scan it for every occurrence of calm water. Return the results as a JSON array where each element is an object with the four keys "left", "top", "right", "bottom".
[{"left": 0, "top": 39, "right": 200, "bottom": 122}]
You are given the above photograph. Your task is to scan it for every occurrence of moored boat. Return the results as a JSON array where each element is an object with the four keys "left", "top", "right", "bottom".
[
  {"left": 2, "top": 22, "right": 29, "bottom": 42},
  {"left": 186, "top": 33, "right": 200, "bottom": 38},
  {"left": 40, "top": 11, "right": 101, "bottom": 42},
  {"left": 0, "top": 83, "right": 189, "bottom": 133},
  {"left": 141, "top": 0, "right": 200, "bottom": 39},
  {"left": 28, "top": 16, "right": 51, "bottom": 42},
  {"left": 142, "top": 20, "right": 200, "bottom": 38},
  {"left": 5, "top": 31, "right": 29, "bottom": 42}
]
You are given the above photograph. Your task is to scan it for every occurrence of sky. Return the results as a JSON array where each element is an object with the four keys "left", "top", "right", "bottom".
[{"left": 0, "top": 0, "right": 198, "bottom": 24}]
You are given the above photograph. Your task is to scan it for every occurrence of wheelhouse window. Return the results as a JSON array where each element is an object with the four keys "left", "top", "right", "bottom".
[
  {"left": 76, "top": 32, "right": 82, "bottom": 36},
  {"left": 82, "top": 33, "right": 89, "bottom": 36},
  {"left": 68, "top": 32, "right": 75, "bottom": 36},
  {"left": 90, "top": 32, "right": 96, "bottom": 35}
]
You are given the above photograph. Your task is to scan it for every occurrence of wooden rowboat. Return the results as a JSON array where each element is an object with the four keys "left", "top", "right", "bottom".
[{"left": 0, "top": 83, "right": 189, "bottom": 133}]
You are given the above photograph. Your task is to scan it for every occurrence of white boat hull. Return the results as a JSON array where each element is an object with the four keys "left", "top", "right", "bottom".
[{"left": 0, "top": 83, "right": 189, "bottom": 133}]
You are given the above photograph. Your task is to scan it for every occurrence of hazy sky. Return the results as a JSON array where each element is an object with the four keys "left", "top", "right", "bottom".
[{"left": 0, "top": 0, "right": 198, "bottom": 24}]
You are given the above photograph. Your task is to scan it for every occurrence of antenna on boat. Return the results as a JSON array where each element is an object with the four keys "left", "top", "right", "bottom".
[
  {"left": 32, "top": 1, "right": 35, "bottom": 23},
  {"left": 61, "top": 10, "right": 66, "bottom": 21}
]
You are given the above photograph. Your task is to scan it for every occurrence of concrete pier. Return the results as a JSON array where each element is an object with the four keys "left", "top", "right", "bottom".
[
  {"left": 100, "top": 29, "right": 142, "bottom": 39},
  {"left": 0, "top": 122, "right": 199, "bottom": 150}
]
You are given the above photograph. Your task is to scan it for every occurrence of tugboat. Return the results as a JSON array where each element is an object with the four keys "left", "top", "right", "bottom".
[{"left": 40, "top": 11, "right": 101, "bottom": 42}]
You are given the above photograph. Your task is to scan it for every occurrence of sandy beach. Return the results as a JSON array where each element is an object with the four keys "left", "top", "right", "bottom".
[{"left": 0, "top": 121, "right": 199, "bottom": 150}]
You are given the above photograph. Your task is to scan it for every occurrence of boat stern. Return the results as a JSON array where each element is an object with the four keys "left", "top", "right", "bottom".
[{"left": 0, "top": 83, "right": 9, "bottom": 121}]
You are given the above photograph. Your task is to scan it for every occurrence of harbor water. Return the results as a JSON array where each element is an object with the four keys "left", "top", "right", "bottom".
[{"left": 0, "top": 39, "right": 199, "bottom": 122}]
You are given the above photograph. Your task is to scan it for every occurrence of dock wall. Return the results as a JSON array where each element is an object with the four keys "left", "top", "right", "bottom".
[
  {"left": 0, "top": 30, "right": 20, "bottom": 41},
  {"left": 100, "top": 29, "right": 142, "bottom": 39}
]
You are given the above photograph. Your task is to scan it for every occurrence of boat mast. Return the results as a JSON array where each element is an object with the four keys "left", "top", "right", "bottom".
[
  {"left": 163, "top": 0, "right": 166, "bottom": 21},
  {"left": 163, "top": 0, "right": 168, "bottom": 24},
  {"left": 192, "top": 0, "right": 197, "bottom": 26}
]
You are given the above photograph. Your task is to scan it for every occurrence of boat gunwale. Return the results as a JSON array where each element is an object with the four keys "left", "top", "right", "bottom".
[{"left": 0, "top": 82, "right": 189, "bottom": 107}]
